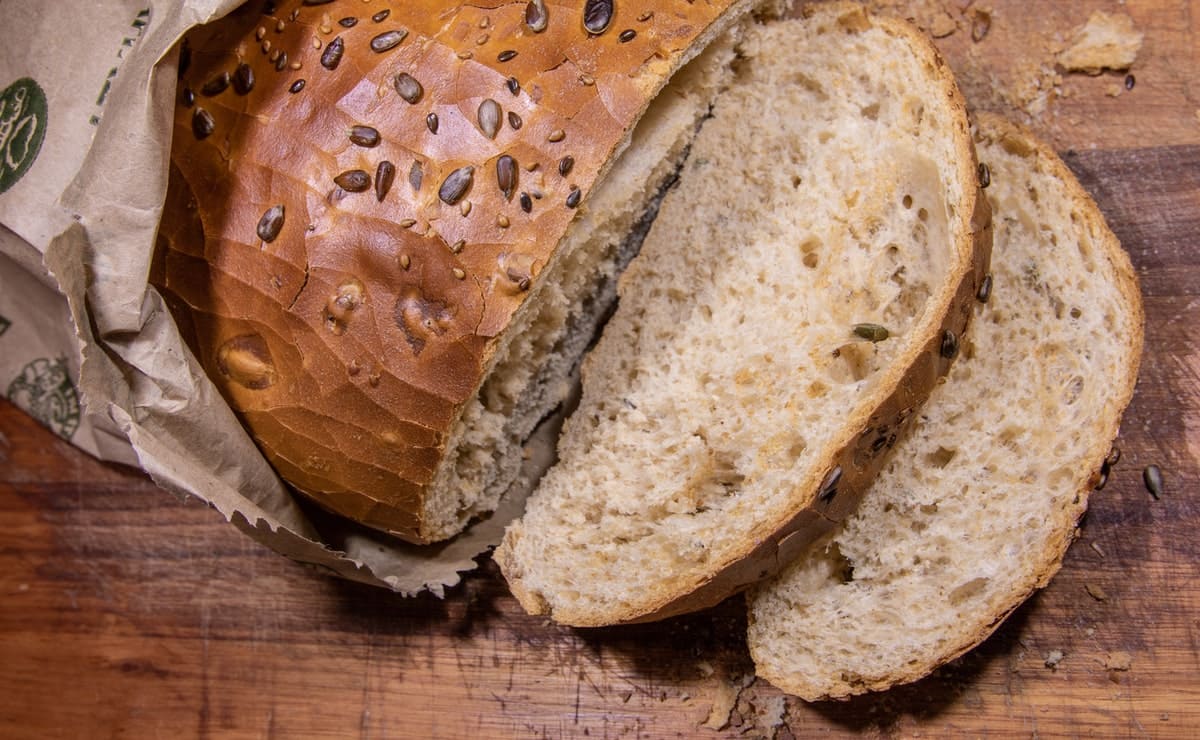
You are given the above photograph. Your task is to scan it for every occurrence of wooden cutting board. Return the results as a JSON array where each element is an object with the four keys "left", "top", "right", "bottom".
[{"left": 2, "top": 1, "right": 1197, "bottom": 736}]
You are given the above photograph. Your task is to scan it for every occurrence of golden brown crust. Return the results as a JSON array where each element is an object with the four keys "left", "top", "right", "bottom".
[
  {"left": 495, "top": 2, "right": 993, "bottom": 626},
  {"left": 154, "top": 0, "right": 754, "bottom": 542}
]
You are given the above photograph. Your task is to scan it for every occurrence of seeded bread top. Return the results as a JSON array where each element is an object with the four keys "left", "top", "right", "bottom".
[{"left": 153, "top": 0, "right": 753, "bottom": 542}]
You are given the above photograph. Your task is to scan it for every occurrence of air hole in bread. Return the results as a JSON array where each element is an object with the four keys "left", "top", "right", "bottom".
[
  {"left": 948, "top": 577, "right": 989, "bottom": 605},
  {"left": 925, "top": 446, "right": 956, "bottom": 468}
]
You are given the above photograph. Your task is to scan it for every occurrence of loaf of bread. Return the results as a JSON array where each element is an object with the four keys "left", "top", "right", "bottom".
[
  {"left": 152, "top": 0, "right": 767, "bottom": 543},
  {"left": 495, "top": 4, "right": 992, "bottom": 626},
  {"left": 746, "top": 113, "right": 1144, "bottom": 701}
]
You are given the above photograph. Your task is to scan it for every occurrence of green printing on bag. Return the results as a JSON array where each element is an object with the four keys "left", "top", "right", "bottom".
[
  {"left": 7, "top": 358, "right": 80, "bottom": 440},
  {"left": 0, "top": 77, "right": 48, "bottom": 194}
]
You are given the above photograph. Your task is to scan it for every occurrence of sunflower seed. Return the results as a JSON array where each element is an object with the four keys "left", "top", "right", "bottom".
[
  {"left": 1125, "top": 74, "right": 1136, "bottom": 91},
  {"left": 519, "top": 192, "right": 532, "bottom": 213},
  {"left": 373, "top": 9, "right": 390, "bottom": 22},
  {"left": 192, "top": 108, "right": 215, "bottom": 139},
  {"left": 338, "top": 17, "right": 357, "bottom": 28},
  {"left": 496, "top": 155, "right": 517, "bottom": 200},
  {"left": 978, "top": 162, "right": 991, "bottom": 189},
  {"left": 201, "top": 71, "right": 231, "bottom": 96},
  {"left": 349, "top": 125, "right": 381, "bottom": 147},
  {"left": 426, "top": 112, "right": 439, "bottom": 134},
  {"left": 302, "top": 0, "right": 333, "bottom": 5},
  {"left": 438, "top": 166, "right": 474, "bottom": 204},
  {"left": 289, "top": 79, "right": 306, "bottom": 94},
  {"left": 478, "top": 98, "right": 502, "bottom": 139},
  {"left": 583, "top": 0, "right": 614, "bottom": 34},
  {"left": 548, "top": 129, "right": 565, "bottom": 143},
  {"left": 1143, "top": 464, "right": 1163, "bottom": 499},
  {"left": 619, "top": 29, "right": 636, "bottom": 42},
  {"left": 566, "top": 187, "right": 582, "bottom": 208},
  {"left": 233, "top": 63, "right": 255, "bottom": 95},
  {"left": 371, "top": 29, "right": 408, "bottom": 53},
  {"left": 971, "top": 10, "right": 991, "bottom": 42},
  {"left": 179, "top": 87, "right": 195, "bottom": 107},
  {"left": 853, "top": 323, "right": 890, "bottom": 342},
  {"left": 818, "top": 466, "right": 843, "bottom": 502},
  {"left": 274, "top": 52, "right": 289, "bottom": 71},
  {"left": 940, "top": 329, "right": 959, "bottom": 359},
  {"left": 321, "top": 36, "right": 345, "bottom": 69},
  {"left": 498, "top": 50, "right": 517, "bottom": 62},
  {"left": 977, "top": 273, "right": 993, "bottom": 303},
  {"left": 526, "top": 0, "right": 549, "bottom": 32},
  {"left": 508, "top": 111, "right": 523, "bottom": 130},
  {"left": 393, "top": 73, "right": 422, "bottom": 103},
  {"left": 409, "top": 161, "right": 423, "bottom": 191},
  {"left": 558, "top": 156, "right": 574, "bottom": 176},
  {"left": 334, "top": 169, "right": 371, "bottom": 192},
  {"left": 256, "top": 205, "right": 285, "bottom": 243},
  {"left": 506, "top": 76, "right": 520, "bottom": 96},
  {"left": 1105, "top": 446, "right": 1122, "bottom": 468},
  {"left": 375, "top": 161, "right": 395, "bottom": 201}
]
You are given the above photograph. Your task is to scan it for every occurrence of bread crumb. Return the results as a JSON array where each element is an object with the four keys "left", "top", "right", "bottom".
[
  {"left": 1104, "top": 651, "right": 1132, "bottom": 671},
  {"left": 1057, "top": 11, "right": 1144, "bottom": 75},
  {"left": 1106, "top": 84, "right": 1123, "bottom": 98},
  {"left": 1044, "top": 649, "right": 1065, "bottom": 669},
  {"left": 702, "top": 677, "right": 743, "bottom": 730},
  {"left": 1085, "top": 583, "right": 1109, "bottom": 601},
  {"left": 930, "top": 12, "right": 957, "bottom": 38},
  {"left": 696, "top": 660, "right": 715, "bottom": 678}
]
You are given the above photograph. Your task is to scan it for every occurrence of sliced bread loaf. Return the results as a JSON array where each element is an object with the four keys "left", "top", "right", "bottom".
[
  {"left": 746, "top": 113, "right": 1144, "bottom": 701},
  {"left": 495, "top": 4, "right": 991, "bottom": 626}
]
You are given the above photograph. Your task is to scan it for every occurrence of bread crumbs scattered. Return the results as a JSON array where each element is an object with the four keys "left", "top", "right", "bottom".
[
  {"left": 1057, "top": 11, "right": 1144, "bottom": 75},
  {"left": 930, "top": 11, "right": 957, "bottom": 38},
  {"left": 1044, "top": 649, "right": 1065, "bottom": 669},
  {"left": 1104, "top": 651, "right": 1132, "bottom": 671},
  {"left": 1106, "top": 84, "right": 1123, "bottom": 98},
  {"left": 1085, "top": 583, "right": 1109, "bottom": 601},
  {"left": 702, "top": 677, "right": 743, "bottom": 730}
]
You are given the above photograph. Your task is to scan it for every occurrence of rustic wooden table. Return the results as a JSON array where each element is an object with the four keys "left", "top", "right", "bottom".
[{"left": 2, "top": 1, "right": 1198, "bottom": 737}]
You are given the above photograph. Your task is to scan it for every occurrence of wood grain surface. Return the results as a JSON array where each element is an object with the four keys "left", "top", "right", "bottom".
[{"left": 2, "top": 1, "right": 1198, "bottom": 737}]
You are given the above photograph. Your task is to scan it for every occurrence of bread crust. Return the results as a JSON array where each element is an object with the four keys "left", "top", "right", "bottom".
[
  {"left": 747, "top": 112, "right": 1144, "bottom": 700},
  {"left": 495, "top": 2, "right": 993, "bottom": 626},
  {"left": 153, "top": 0, "right": 758, "bottom": 542}
]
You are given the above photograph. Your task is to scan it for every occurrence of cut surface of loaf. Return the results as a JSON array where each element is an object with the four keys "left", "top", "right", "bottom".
[
  {"left": 154, "top": 0, "right": 762, "bottom": 543},
  {"left": 496, "top": 4, "right": 990, "bottom": 626},
  {"left": 746, "top": 114, "right": 1144, "bottom": 701}
]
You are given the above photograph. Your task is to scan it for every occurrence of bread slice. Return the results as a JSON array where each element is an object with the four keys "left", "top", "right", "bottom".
[
  {"left": 496, "top": 4, "right": 991, "bottom": 626},
  {"left": 746, "top": 113, "right": 1144, "bottom": 701}
]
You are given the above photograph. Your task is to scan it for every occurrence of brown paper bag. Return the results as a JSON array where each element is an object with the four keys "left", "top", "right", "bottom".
[{"left": 0, "top": 0, "right": 542, "bottom": 595}]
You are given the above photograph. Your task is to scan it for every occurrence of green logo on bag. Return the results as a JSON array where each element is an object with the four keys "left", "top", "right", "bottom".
[
  {"left": 8, "top": 357, "right": 80, "bottom": 440},
  {"left": 0, "top": 314, "right": 10, "bottom": 336},
  {"left": 0, "top": 78, "right": 48, "bottom": 194}
]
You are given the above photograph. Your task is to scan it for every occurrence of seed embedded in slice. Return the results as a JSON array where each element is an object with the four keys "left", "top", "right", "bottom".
[{"left": 201, "top": 71, "right": 231, "bottom": 96}]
